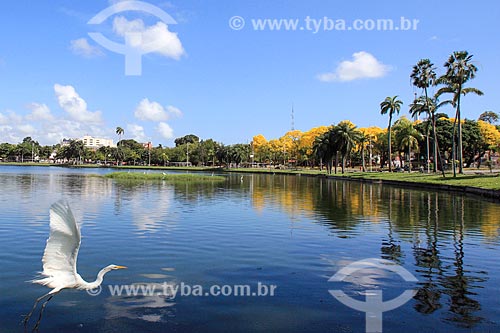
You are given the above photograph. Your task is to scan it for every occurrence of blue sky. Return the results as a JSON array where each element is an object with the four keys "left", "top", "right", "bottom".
[{"left": 0, "top": 0, "right": 498, "bottom": 146}]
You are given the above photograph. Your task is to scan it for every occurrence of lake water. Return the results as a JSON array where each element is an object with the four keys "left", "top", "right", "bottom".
[{"left": 1, "top": 165, "right": 499, "bottom": 332}]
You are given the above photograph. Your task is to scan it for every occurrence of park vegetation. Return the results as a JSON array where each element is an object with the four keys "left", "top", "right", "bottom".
[
  {"left": 104, "top": 172, "right": 226, "bottom": 183},
  {"left": 1, "top": 51, "right": 499, "bottom": 178}
]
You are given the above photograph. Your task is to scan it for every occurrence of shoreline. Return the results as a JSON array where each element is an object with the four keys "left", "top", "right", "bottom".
[{"left": 1, "top": 162, "right": 499, "bottom": 201}]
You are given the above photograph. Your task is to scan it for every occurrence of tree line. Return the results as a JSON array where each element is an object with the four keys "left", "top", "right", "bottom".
[
  {"left": 1, "top": 51, "right": 499, "bottom": 175},
  {"left": 253, "top": 51, "right": 500, "bottom": 176},
  {"left": 0, "top": 132, "right": 253, "bottom": 167}
]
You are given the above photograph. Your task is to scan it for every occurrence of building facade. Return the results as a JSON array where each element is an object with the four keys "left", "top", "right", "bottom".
[{"left": 80, "top": 136, "right": 115, "bottom": 149}]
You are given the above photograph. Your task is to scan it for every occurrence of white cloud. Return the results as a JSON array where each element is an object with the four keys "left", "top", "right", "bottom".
[
  {"left": 127, "top": 123, "right": 147, "bottom": 142},
  {"left": 112, "top": 16, "right": 185, "bottom": 60},
  {"left": 54, "top": 84, "right": 102, "bottom": 124},
  {"left": 26, "top": 103, "right": 54, "bottom": 121},
  {"left": 18, "top": 124, "right": 36, "bottom": 135},
  {"left": 70, "top": 38, "right": 104, "bottom": 57},
  {"left": 0, "top": 86, "right": 114, "bottom": 145},
  {"left": 134, "top": 98, "right": 182, "bottom": 122},
  {"left": 0, "top": 112, "right": 8, "bottom": 125},
  {"left": 317, "top": 51, "right": 391, "bottom": 82},
  {"left": 134, "top": 98, "right": 168, "bottom": 121},
  {"left": 0, "top": 125, "right": 19, "bottom": 143},
  {"left": 156, "top": 122, "right": 173, "bottom": 139},
  {"left": 166, "top": 105, "right": 182, "bottom": 117}
]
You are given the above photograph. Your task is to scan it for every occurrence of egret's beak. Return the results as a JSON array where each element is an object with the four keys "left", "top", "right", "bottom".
[{"left": 115, "top": 265, "right": 127, "bottom": 269}]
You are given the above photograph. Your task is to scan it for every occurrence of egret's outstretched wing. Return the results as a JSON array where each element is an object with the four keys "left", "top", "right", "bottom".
[{"left": 37, "top": 201, "right": 81, "bottom": 286}]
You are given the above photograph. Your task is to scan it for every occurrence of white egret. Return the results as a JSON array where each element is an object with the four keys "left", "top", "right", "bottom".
[{"left": 23, "top": 201, "right": 126, "bottom": 330}]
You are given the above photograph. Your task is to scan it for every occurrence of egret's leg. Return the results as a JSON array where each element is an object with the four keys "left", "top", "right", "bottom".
[
  {"left": 22, "top": 292, "right": 51, "bottom": 327},
  {"left": 32, "top": 295, "right": 55, "bottom": 332}
]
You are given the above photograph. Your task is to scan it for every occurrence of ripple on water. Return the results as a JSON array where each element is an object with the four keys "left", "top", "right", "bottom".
[{"left": 1, "top": 168, "right": 500, "bottom": 333}]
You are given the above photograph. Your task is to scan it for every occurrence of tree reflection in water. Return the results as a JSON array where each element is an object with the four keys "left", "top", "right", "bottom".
[{"left": 248, "top": 175, "right": 495, "bottom": 329}]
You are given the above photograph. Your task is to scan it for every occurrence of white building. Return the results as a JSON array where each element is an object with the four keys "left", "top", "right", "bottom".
[{"left": 80, "top": 136, "right": 116, "bottom": 149}]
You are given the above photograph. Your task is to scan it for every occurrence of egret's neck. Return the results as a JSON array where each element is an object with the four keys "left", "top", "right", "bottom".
[{"left": 85, "top": 267, "right": 111, "bottom": 290}]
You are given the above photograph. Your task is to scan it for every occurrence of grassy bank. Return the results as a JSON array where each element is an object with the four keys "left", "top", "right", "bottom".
[
  {"left": 331, "top": 172, "right": 500, "bottom": 191},
  {"left": 104, "top": 172, "right": 226, "bottom": 183},
  {"left": 222, "top": 167, "right": 500, "bottom": 190}
]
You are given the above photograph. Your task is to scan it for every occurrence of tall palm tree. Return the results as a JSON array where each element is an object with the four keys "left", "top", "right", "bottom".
[
  {"left": 438, "top": 51, "right": 483, "bottom": 174},
  {"left": 437, "top": 82, "right": 483, "bottom": 176},
  {"left": 115, "top": 127, "right": 124, "bottom": 144},
  {"left": 330, "top": 122, "right": 361, "bottom": 174},
  {"left": 380, "top": 96, "right": 403, "bottom": 172},
  {"left": 411, "top": 59, "right": 439, "bottom": 172},
  {"left": 409, "top": 96, "right": 448, "bottom": 176},
  {"left": 115, "top": 127, "right": 124, "bottom": 165}
]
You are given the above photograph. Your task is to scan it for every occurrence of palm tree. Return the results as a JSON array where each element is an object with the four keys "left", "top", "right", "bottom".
[
  {"left": 394, "top": 117, "right": 423, "bottom": 171},
  {"left": 330, "top": 122, "right": 361, "bottom": 174},
  {"left": 409, "top": 96, "right": 448, "bottom": 176},
  {"left": 115, "top": 127, "right": 124, "bottom": 144},
  {"left": 380, "top": 96, "right": 403, "bottom": 172},
  {"left": 411, "top": 59, "right": 439, "bottom": 173},
  {"left": 313, "top": 135, "right": 327, "bottom": 172},
  {"left": 68, "top": 140, "right": 85, "bottom": 164},
  {"left": 358, "top": 133, "right": 368, "bottom": 172},
  {"left": 438, "top": 51, "right": 483, "bottom": 174},
  {"left": 115, "top": 127, "right": 124, "bottom": 165},
  {"left": 313, "top": 131, "right": 334, "bottom": 174}
]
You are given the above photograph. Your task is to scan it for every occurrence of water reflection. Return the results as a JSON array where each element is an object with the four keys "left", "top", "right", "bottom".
[
  {"left": 104, "top": 283, "right": 176, "bottom": 323},
  {"left": 248, "top": 174, "right": 500, "bottom": 329},
  {"left": 1, "top": 167, "right": 500, "bottom": 332}
]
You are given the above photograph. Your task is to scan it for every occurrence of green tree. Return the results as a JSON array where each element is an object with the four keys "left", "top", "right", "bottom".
[
  {"left": 357, "top": 133, "right": 368, "bottom": 172},
  {"left": 411, "top": 59, "right": 440, "bottom": 173},
  {"left": 175, "top": 134, "right": 199, "bottom": 147},
  {"left": 216, "top": 144, "right": 229, "bottom": 166},
  {"left": 437, "top": 51, "right": 483, "bottom": 175},
  {"left": 119, "top": 139, "right": 145, "bottom": 165},
  {"left": 409, "top": 96, "right": 448, "bottom": 175},
  {"left": 39, "top": 145, "right": 55, "bottom": 160},
  {"left": 380, "top": 96, "right": 403, "bottom": 171},
  {"left": 313, "top": 131, "right": 333, "bottom": 173},
  {"left": 227, "top": 144, "right": 251, "bottom": 167},
  {"left": 461, "top": 119, "right": 483, "bottom": 168},
  {"left": 59, "top": 140, "right": 85, "bottom": 164},
  {"left": 115, "top": 127, "right": 124, "bottom": 165},
  {"left": 393, "top": 117, "right": 423, "bottom": 171},
  {"left": 97, "top": 146, "right": 113, "bottom": 164},
  {"left": 0, "top": 143, "right": 15, "bottom": 161},
  {"left": 199, "top": 139, "right": 219, "bottom": 166},
  {"left": 330, "top": 122, "right": 361, "bottom": 174},
  {"left": 17, "top": 137, "right": 39, "bottom": 162},
  {"left": 478, "top": 111, "right": 498, "bottom": 124},
  {"left": 434, "top": 117, "right": 454, "bottom": 165}
]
